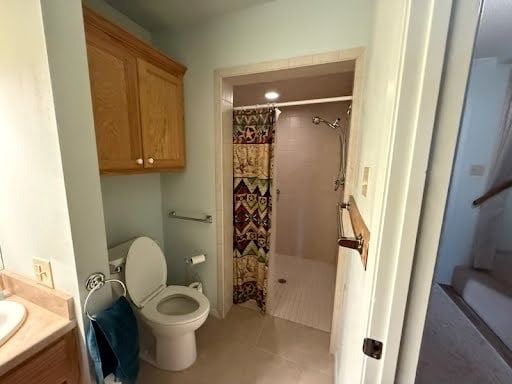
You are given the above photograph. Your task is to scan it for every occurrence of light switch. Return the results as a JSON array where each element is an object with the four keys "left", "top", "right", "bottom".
[
  {"left": 470, "top": 164, "right": 485, "bottom": 176},
  {"left": 362, "top": 167, "right": 370, "bottom": 197},
  {"left": 33, "top": 258, "right": 54, "bottom": 288}
]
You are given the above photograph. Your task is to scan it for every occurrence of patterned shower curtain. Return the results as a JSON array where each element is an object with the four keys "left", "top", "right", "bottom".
[{"left": 232, "top": 108, "right": 275, "bottom": 312}]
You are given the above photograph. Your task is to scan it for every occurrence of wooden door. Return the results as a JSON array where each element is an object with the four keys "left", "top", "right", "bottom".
[
  {"left": 86, "top": 30, "right": 144, "bottom": 173},
  {"left": 137, "top": 58, "right": 186, "bottom": 169}
]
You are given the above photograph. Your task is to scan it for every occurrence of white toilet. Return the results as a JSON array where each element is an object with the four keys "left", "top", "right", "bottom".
[{"left": 108, "top": 236, "right": 210, "bottom": 371}]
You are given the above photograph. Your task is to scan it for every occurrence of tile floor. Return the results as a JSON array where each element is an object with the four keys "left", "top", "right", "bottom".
[
  {"left": 268, "top": 254, "right": 336, "bottom": 332},
  {"left": 137, "top": 305, "right": 334, "bottom": 384}
]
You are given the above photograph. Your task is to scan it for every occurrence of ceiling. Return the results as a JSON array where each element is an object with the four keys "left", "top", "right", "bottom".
[
  {"left": 104, "top": 0, "right": 275, "bottom": 31},
  {"left": 234, "top": 72, "right": 355, "bottom": 107},
  {"left": 474, "top": 0, "right": 512, "bottom": 59}
]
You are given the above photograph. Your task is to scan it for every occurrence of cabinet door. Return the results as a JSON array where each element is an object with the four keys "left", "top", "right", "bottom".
[
  {"left": 137, "top": 58, "right": 186, "bottom": 169},
  {"left": 2, "top": 330, "right": 80, "bottom": 384},
  {"left": 86, "top": 31, "right": 144, "bottom": 173}
]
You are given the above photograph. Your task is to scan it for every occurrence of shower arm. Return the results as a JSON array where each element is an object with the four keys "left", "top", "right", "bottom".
[{"left": 312, "top": 107, "right": 350, "bottom": 191}]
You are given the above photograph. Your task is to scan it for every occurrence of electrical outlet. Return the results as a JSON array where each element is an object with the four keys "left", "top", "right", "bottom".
[{"left": 33, "top": 258, "right": 54, "bottom": 288}]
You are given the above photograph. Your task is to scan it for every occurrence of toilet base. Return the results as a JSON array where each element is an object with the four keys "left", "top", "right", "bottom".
[{"left": 154, "top": 331, "right": 197, "bottom": 371}]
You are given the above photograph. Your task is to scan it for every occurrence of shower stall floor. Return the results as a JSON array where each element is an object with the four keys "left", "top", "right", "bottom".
[{"left": 267, "top": 254, "right": 336, "bottom": 332}]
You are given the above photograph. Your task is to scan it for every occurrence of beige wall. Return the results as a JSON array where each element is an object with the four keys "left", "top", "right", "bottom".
[
  {"left": 40, "top": 0, "right": 112, "bottom": 312},
  {"left": 82, "top": 0, "right": 167, "bottom": 253},
  {"left": 0, "top": 1, "right": 112, "bottom": 381},
  {"left": 274, "top": 103, "right": 349, "bottom": 264},
  {"left": 83, "top": 0, "right": 152, "bottom": 43},
  {"left": 0, "top": 0, "right": 73, "bottom": 300},
  {"left": 154, "top": 0, "right": 375, "bottom": 310}
]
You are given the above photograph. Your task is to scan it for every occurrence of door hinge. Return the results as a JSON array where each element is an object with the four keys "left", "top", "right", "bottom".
[{"left": 362, "top": 338, "right": 383, "bottom": 360}]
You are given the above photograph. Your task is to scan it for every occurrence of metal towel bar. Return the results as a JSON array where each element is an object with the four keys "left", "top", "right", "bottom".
[
  {"left": 337, "top": 202, "right": 364, "bottom": 253},
  {"left": 169, "top": 211, "right": 213, "bottom": 224}
]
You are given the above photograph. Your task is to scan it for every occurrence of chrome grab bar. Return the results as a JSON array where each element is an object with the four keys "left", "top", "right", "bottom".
[
  {"left": 169, "top": 211, "right": 213, "bottom": 224},
  {"left": 337, "top": 202, "right": 364, "bottom": 253},
  {"left": 339, "top": 234, "right": 364, "bottom": 252}
]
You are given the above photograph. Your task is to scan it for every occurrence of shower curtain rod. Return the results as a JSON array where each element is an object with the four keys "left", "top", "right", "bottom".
[{"left": 233, "top": 95, "right": 352, "bottom": 110}]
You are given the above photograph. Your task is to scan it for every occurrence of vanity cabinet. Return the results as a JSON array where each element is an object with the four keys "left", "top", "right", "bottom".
[
  {"left": 83, "top": 7, "right": 187, "bottom": 175},
  {"left": 1, "top": 329, "right": 80, "bottom": 384}
]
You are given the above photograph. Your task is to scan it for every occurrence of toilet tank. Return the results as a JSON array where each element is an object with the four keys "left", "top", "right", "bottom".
[{"left": 108, "top": 238, "right": 138, "bottom": 297}]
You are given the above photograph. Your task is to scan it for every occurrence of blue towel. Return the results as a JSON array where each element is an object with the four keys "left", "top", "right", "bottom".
[{"left": 87, "top": 296, "right": 139, "bottom": 384}]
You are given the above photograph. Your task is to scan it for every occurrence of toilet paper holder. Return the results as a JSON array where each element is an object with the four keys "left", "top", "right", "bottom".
[{"left": 185, "top": 254, "right": 206, "bottom": 265}]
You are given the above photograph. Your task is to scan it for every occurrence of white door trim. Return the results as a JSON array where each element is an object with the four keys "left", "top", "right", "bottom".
[
  {"left": 395, "top": 1, "right": 482, "bottom": 382},
  {"left": 213, "top": 49, "right": 366, "bottom": 349},
  {"left": 364, "top": 1, "right": 454, "bottom": 382},
  {"left": 334, "top": 0, "right": 454, "bottom": 382}
]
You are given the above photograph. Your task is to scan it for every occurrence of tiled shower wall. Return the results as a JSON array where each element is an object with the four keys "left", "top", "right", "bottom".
[{"left": 274, "top": 102, "right": 350, "bottom": 265}]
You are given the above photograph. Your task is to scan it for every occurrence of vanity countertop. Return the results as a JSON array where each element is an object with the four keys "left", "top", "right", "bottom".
[{"left": 0, "top": 271, "right": 77, "bottom": 377}]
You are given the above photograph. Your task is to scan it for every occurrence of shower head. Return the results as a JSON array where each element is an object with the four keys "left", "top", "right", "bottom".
[{"left": 312, "top": 116, "right": 341, "bottom": 129}]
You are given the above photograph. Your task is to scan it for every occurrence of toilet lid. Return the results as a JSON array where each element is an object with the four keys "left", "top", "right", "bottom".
[{"left": 125, "top": 237, "right": 167, "bottom": 307}]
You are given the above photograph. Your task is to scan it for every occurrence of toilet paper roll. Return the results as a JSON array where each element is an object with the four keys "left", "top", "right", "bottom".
[{"left": 187, "top": 254, "right": 206, "bottom": 265}]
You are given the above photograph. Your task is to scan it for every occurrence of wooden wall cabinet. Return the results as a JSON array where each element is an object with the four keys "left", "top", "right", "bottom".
[
  {"left": 84, "top": 7, "right": 187, "bottom": 175},
  {"left": 1, "top": 330, "right": 80, "bottom": 384}
]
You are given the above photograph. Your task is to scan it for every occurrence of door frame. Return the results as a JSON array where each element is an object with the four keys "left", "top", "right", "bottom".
[
  {"left": 212, "top": 48, "right": 366, "bottom": 349},
  {"left": 336, "top": 0, "right": 463, "bottom": 382},
  {"left": 395, "top": 0, "right": 482, "bottom": 381}
]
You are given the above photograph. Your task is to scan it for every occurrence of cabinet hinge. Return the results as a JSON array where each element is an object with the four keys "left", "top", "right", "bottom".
[{"left": 362, "top": 338, "right": 383, "bottom": 359}]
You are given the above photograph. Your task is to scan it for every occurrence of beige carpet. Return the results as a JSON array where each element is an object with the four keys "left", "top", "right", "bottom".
[{"left": 416, "top": 284, "right": 512, "bottom": 384}]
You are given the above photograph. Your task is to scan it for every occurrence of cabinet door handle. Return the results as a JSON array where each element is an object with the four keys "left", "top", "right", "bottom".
[
  {"left": 147, "top": 157, "right": 155, "bottom": 165},
  {"left": 136, "top": 158, "right": 143, "bottom": 165}
]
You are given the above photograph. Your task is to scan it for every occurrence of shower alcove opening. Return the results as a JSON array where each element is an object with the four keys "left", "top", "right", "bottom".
[{"left": 214, "top": 49, "right": 365, "bottom": 352}]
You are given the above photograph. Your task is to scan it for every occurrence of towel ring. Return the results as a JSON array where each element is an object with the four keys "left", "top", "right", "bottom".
[{"left": 83, "top": 272, "right": 127, "bottom": 321}]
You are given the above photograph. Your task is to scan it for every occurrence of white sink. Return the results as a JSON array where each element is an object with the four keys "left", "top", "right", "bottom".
[{"left": 0, "top": 300, "right": 27, "bottom": 347}]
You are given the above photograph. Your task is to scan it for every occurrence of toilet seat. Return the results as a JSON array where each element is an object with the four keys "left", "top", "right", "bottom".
[
  {"left": 125, "top": 237, "right": 168, "bottom": 308},
  {"left": 124, "top": 237, "right": 210, "bottom": 327},
  {"left": 140, "top": 285, "right": 210, "bottom": 326}
]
